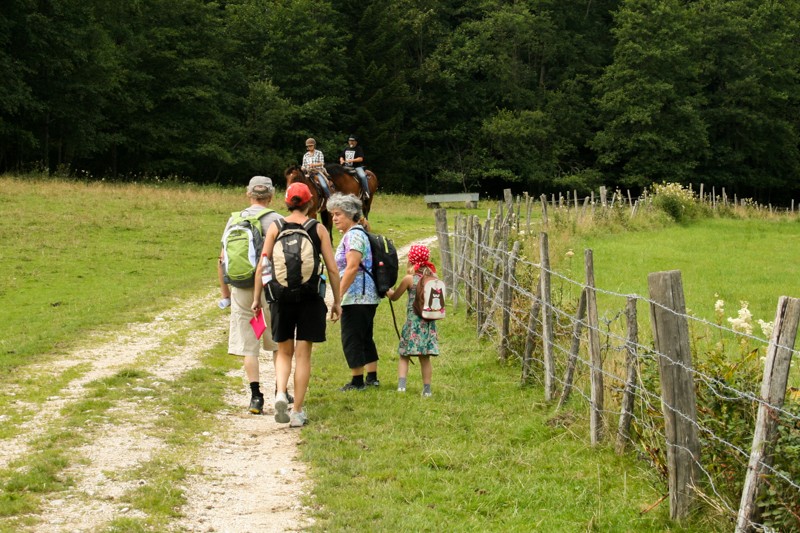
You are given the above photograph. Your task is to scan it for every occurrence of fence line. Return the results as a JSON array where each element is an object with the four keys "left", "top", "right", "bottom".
[{"left": 434, "top": 203, "right": 800, "bottom": 531}]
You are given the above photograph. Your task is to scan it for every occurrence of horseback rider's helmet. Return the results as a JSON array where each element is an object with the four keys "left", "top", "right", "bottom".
[
  {"left": 305, "top": 138, "right": 316, "bottom": 147},
  {"left": 347, "top": 135, "right": 357, "bottom": 142}
]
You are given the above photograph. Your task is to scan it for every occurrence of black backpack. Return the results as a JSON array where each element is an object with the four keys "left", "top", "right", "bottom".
[
  {"left": 265, "top": 219, "right": 322, "bottom": 303},
  {"left": 352, "top": 226, "right": 398, "bottom": 298}
]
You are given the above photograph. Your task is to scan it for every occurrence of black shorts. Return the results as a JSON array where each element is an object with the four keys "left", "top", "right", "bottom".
[
  {"left": 340, "top": 304, "right": 379, "bottom": 369},
  {"left": 270, "top": 297, "right": 327, "bottom": 343}
]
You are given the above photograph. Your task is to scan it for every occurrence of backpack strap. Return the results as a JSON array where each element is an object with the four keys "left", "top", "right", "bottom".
[
  {"left": 350, "top": 226, "right": 373, "bottom": 277},
  {"left": 254, "top": 207, "right": 274, "bottom": 220},
  {"left": 349, "top": 226, "right": 375, "bottom": 296},
  {"left": 301, "top": 218, "right": 322, "bottom": 275}
]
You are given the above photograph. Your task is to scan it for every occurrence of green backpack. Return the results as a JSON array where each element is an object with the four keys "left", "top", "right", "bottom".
[{"left": 221, "top": 208, "right": 274, "bottom": 288}]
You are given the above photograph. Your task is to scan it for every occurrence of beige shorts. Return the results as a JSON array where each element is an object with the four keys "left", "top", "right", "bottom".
[{"left": 228, "top": 286, "right": 278, "bottom": 356}]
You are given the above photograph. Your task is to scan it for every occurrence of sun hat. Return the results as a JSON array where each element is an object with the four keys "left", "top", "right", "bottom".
[{"left": 285, "top": 182, "right": 312, "bottom": 206}]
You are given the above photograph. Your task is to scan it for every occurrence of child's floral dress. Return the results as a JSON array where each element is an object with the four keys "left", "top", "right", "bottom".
[{"left": 398, "top": 273, "right": 440, "bottom": 356}]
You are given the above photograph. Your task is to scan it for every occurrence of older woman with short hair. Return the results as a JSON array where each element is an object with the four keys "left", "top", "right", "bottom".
[{"left": 327, "top": 193, "right": 381, "bottom": 390}]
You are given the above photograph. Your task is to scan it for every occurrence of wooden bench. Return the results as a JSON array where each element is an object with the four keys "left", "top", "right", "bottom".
[{"left": 424, "top": 193, "right": 480, "bottom": 209}]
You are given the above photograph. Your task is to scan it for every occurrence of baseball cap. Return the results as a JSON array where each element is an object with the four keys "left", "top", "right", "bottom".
[
  {"left": 285, "top": 182, "right": 312, "bottom": 206},
  {"left": 247, "top": 175, "right": 273, "bottom": 193}
]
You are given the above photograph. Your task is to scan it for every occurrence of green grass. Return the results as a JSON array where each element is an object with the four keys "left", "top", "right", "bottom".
[
  {"left": 303, "top": 303, "right": 699, "bottom": 531},
  {"left": 574, "top": 217, "right": 800, "bottom": 324}
]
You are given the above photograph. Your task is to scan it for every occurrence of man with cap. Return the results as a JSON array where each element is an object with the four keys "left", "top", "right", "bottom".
[
  {"left": 218, "top": 176, "right": 285, "bottom": 415},
  {"left": 339, "top": 134, "right": 369, "bottom": 199}
]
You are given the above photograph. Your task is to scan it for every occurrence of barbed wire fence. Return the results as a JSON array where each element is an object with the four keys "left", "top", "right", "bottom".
[{"left": 432, "top": 195, "right": 800, "bottom": 533}]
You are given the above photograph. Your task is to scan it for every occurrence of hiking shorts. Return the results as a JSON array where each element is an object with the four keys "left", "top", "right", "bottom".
[
  {"left": 229, "top": 287, "right": 278, "bottom": 356},
  {"left": 340, "top": 304, "right": 379, "bottom": 369},
  {"left": 270, "top": 297, "right": 327, "bottom": 343}
]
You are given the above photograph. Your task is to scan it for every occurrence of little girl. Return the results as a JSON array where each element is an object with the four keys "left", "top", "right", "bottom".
[{"left": 386, "top": 244, "right": 440, "bottom": 396}]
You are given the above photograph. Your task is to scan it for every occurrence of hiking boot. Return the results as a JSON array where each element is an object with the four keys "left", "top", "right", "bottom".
[
  {"left": 249, "top": 395, "right": 264, "bottom": 415},
  {"left": 289, "top": 410, "right": 307, "bottom": 428},
  {"left": 365, "top": 377, "right": 380, "bottom": 387},
  {"left": 274, "top": 392, "right": 290, "bottom": 423},
  {"left": 339, "top": 382, "right": 366, "bottom": 392}
]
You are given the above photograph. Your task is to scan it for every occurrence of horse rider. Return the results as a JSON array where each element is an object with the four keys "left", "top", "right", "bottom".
[
  {"left": 302, "top": 137, "right": 331, "bottom": 198},
  {"left": 339, "top": 134, "right": 369, "bottom": 199}
]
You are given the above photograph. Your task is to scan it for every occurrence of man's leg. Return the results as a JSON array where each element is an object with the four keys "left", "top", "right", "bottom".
[
  {"left": 356, "top": 167, "right": 369, "bottom": 198},
  {"left": 316, "top": 172, "right": 331, "bottom": 198}
]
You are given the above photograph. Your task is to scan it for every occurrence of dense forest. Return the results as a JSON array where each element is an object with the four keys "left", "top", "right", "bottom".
[{"left": 1, "top": 0, "right": 799, "bottom": 200}]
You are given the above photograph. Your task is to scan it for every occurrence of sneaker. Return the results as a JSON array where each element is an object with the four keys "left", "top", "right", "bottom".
[
  {"left": 289, "top": 410, "right": 307, "bottom": 428},
  {"left": 249, "top": 395, "right": 264, "bottom": 414},
  {"left": 339, "top": 382, "right": 366, "bottom": 392},
  {"left": 422, "top": 391, "right": 432, "bottom": 398},
  {"left": 274, "top": 392, "right": 290, "bottom": 423},
  {"left": 365, "top": 377, "right": 380, "bottom": 387},
  {"left": 275, "top": 389, "right": 295, "bottom": 405},
  {"left": 397, "top": 387, "right": 406, "bottom": 392}
]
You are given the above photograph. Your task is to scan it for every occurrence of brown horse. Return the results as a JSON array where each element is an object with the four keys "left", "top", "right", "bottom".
[
  {"left": 284, "top": 164, "right": 335, "bottom": 238},
  {"left": 324, "top": 163, "right": 379, "bottom": 220},
  {"left": 284, "top": 163, "right": 379, "bottom": 238}
]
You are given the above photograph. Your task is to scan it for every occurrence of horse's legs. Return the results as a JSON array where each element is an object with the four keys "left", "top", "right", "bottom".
[{"left": 321, "top": 210, "right": 333, "bottom": 243}]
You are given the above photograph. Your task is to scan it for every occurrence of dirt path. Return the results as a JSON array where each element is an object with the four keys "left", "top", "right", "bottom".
[
  {"left": 5, "top": 237, "right": 435, "bottom": 532},
  {"left": 4, "top": 292, "right": 310, "bottom": 532}
]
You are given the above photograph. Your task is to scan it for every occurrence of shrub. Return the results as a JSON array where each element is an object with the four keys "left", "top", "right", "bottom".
[{"left": 649, "top": 182, "right": 708, "bottom": 223}]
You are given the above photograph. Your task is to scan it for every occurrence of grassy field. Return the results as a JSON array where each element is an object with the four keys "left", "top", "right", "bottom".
[
  {"left": 6, "top": 175, "right": 798, "bottom": 530},
  {"left": 575, "top": 217, "right": 800, "bottom": 325}
]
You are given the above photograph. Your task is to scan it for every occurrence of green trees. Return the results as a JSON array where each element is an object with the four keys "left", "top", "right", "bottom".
[
  {"left": 1, "top": 0, "right": 798, "bottom": 199},
  {"left": 592, "top": 0, "right": 800, "bottom": 198}
]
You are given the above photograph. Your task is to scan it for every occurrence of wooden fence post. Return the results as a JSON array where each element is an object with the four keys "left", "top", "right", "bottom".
[
  {"left": 451, "top": 214, "right": 462, "bottom": 309},
  {"left": 524, "top": 192, "right": 532, "bottom": 234},
  {"left": 648, "top": 270, "right": 700, "bottom": 521},
  {"left": 499, "top": 241, "right": 521, "bottom": 361},
  {"left": 616, "top": 297, "right": 639, "bottom": 454},
  {"left": 540, "top": 232, "right": 555, "bottom": 401},
  {"left": 585, "top": 249, "right": 604, "bottom": 445},
  {"left": 434, "top": 209, "right": 453, "bottom": 289},
  {"left": 540, "top": 194, "right": 548, "bottom": 226},
  {"left": 474, "top": 221, "right": 484, "bottom": 332},
  {"left": 557, "top": 288, "right": 587, "bottom": 409},
  {"left": 465, "top": 216, "right": 476, "bottom": 310},
  {"left": 736, "top": 297, "right": 800, "bottom": 532},
  {"left": 522, "top": 283, "right": 543, "bottom": 383}
]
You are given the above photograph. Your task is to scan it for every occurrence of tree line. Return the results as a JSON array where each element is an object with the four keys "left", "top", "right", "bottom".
[{"left": 2, "top": 0, "right": 799, "bottom": 201}]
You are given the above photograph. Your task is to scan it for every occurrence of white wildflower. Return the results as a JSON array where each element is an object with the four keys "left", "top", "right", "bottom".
[
  {"left": 565, "top": 250, "right": 574, "bottom": 258},
  {"left": 736, "top": 301, "right": 752, "bottom": 323},
  {"left": 757, "top": 319, "right": 774, "bottom": 338},
  {"left": 727, "top": 317, "right": 753, "bottom": 335}
]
